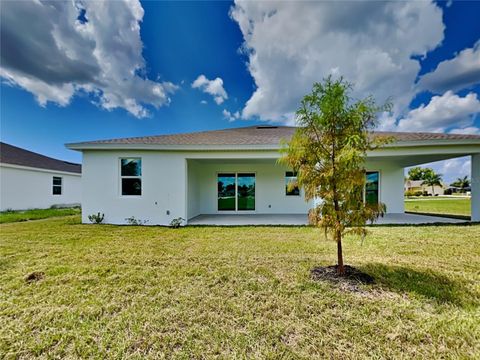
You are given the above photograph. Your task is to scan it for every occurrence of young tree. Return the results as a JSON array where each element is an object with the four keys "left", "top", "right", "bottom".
[
  {"left": 450, "top": 176, "right": 470, "bottom": 192},
  {"left": 408, "top": 167, "right": 435, "bottom": 180},
  {"left": 421, "top": 172, "right": 443, "bottom": 195},
  {"left": 279, "top": 77, "right": 391, "bottom": 275}
]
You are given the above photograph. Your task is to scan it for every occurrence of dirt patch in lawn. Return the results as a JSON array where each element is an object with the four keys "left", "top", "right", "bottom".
[
  {"left": 311, "top": 265, "right": 374, "bottom": 293},
  {"left": 25, "top": 271, "right": 45, "bottom": 282}
]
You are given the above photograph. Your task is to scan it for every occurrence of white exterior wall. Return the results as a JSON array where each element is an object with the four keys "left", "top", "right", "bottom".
[
  {"left": 187, "top": 160, "right": 201, "bottom": 219},
  {"left": 366, "top": 159, "right": 405, "bottom": 213},
  {"left": 81, "top": 150, "right": 406, "bottom": 225},
  {"left": 472, "top": 154, "right": 480, "bottom": 221},
  {"left": 81, "top": 150, "right": 187, "bottom": 225},
  {"left": 0, "top": 164, "right": 81, "bottom": 211}
]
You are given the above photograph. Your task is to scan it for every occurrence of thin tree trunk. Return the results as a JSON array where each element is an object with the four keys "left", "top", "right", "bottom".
[{"left": 336, "top": 230, "right": 345, "bottom": 275}]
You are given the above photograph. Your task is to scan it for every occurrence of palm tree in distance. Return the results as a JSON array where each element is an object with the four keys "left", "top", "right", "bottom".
[
  {"left": 422, "top": 172, "right": 443, "bottom": 195},
  {"left": 450, "top": 176, "right": 470, "bottom": 193}
]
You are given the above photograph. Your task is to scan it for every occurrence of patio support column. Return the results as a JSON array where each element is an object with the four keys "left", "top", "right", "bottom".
[{"left": 472, "top": 154, "right": 480, "bottom": 222}]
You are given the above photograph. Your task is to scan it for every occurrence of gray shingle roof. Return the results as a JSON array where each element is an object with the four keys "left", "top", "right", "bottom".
[
  {"left": 67, "top": 125, "right": 480, "bottom": 148},
  {"left": 0, "top": 142, "right": 81, "bottom": 174}
]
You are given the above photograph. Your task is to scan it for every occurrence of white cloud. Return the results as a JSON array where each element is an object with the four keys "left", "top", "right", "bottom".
[
  {"left": 230, "top": 1, "right": 444, "bottom": 121},
  {"left": 449, "top": 126, "right": 480, "bottom": 135},
  {"left": 394, "top": 91, "right": 480, "bottom": 133},
  {"left": 192, "top": 75, "right": 228, "bottom": 105},
  {"left": 200, "top": 100, "right": 208, "bottom": 105},
  {"left": 418, "top": 42, "right": 480, "bottom": 93},
  {"left": 222, "top": 109, "right": 240, "bottom": 122},
  {"left": 440, "top": 157, "right": 471, "bottom": 182},
  {"left": 433, "top": 157, "right": 471, "bottom": 184},
  {"left": 0, "top": 0, "right": 176, "bottom": 118}
]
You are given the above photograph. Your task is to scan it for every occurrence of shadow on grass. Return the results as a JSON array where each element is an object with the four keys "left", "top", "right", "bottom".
[{"left": 361, "top": 263, "right": 478, "bottom": 308}]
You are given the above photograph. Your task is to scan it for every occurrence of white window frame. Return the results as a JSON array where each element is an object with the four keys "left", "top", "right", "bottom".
[
  {"left": 216, "top": 172, "right": 256, "bottom": 213},
  {"left": 52, "top": 176, "right": 62, "bottom": 196},
  {"left": 119, "top": 158, "right": 142, "bottom": 197}
]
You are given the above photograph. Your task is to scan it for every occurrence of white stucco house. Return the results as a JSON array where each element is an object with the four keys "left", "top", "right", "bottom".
[
  {"left": 66, "top": 125, "right": 480, "bottom": 225},
  {"left": 0, "top": 142, "right": 81, "bottom": 211}
]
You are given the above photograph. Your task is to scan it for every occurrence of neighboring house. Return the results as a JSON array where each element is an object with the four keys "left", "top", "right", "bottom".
[
  {"left": 0, "top": 142, "right": 81, "bottom": 211},
  {"left": 67, "top": 125, "right": 480, "bottom": 224},
  {"left": 446, "top": 186, "right": 471, "bottom": 194},
  {"left": 404, "top": 179, "right": 445, "bottom": 196}
]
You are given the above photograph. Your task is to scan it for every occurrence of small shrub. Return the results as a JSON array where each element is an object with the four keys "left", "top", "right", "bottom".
[
  {"left": 414, "top": 191, "right": 423, "bottom": 197},
  {"left": 125, "top": 216, "right": 148, "bottom": 226},
  {"left": 169, "top": 217, "right": 185, "bottom": 228},
  {"left": 404, "top": 190, "right": 415, "bottom": 197},
  {"left": 444, "top": 188, "right": 452, "bottom": 195},
  {"left": 88, "top": 212, "right": 104, "bottom": 224}
]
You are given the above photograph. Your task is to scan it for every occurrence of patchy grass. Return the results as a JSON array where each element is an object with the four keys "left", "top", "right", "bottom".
[
  {"left": 405, "top": 197, "right": 471, "bottom": 217},
  {"left": 1, "top": 217, "right": 479, "bottom": 358},
  {"left": 0, "top": 207, "right": 81, "bottom": 224}
]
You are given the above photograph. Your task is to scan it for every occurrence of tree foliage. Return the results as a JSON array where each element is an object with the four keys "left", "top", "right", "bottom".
[
  {"left": 279, "top": 77, "right": 392, "bottom": 274},
  {"left": 450, "top": 176, "right": 470, "bottom": 190},
  {"left": 408, "top": 167, "right": 435, "bottom": 181},
  {"left": 421, "top": 172, "right": 443, "bottom": 195}
]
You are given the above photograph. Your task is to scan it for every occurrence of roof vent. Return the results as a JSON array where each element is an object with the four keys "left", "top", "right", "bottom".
[{"left": 256, "top": 125, "right": 278, "bottom": 129}]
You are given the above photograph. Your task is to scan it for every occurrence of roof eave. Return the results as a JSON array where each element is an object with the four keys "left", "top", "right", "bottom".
[
  {"left": 66, "top": 143, "right": 282, "bottom": 151},
  {"left": 66, "top": 138, "right": 480, "bottom": 151}
]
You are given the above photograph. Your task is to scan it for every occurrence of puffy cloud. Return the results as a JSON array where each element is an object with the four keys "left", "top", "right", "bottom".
[
  {"left": 440, "top": 157, "right": 471, "bottom": 181},
  {"left": 434, "top": 157, "right": 471, "bottom": 184},
  {"left": 222, "top": 109, "right": 240, "bottom": 122},
  {"left": 417, "top": 42, "right": 480, "bottom": 93},
  {"left": 449, "top": 126, "right": 480, "bottom": 135},
  {"left": 394, "top": 91, "right": 480, "bottom": 132},
  {"left": 230, "top": 1, "right": 444, "bottom": 121},
  {"left": 192, "top": 75, "right": 228, "bottom": 105},
  {"left": 0, "top": 0, "right": 176, "bottom": 117}
]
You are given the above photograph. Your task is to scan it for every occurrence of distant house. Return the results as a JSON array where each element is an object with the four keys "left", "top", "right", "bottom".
[
  {"left": 404, "top": 179, "right": 445, "bottom": 196},
  {"left": 0, "top": 142, "right": 81, "bottom": 211}
]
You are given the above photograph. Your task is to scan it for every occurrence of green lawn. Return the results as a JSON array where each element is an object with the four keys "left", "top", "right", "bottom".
[
  {"left": 1, "top": 217, "right": 479, "bottom": 358},
  {"left": 405, "top": 197, "right": 471, "bottom": 217},
  {"left": 0, "top": 207, "right": 81, "bottom": 224}
]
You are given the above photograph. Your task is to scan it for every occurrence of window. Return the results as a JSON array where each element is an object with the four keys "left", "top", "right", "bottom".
[
  {"left": 121, "top": 158, "right": 142, "bottom": 196},
  {"left": 285, "top": 171, "right": 300, "bottom": 196},
  {"left": 52, "top": 176, "right": 62, "bottom": 195},
  {"left": 365, "top": 171, "right": 379, "bottom": 205}
]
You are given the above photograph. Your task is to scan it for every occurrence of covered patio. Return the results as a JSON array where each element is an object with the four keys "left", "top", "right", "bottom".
[{"left": 187, "top": 213, "right": 468, "bottom": 226}]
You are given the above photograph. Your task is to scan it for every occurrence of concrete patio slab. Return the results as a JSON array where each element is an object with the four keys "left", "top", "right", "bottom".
[
  {"left": 187, "top": 213, "right": 468, "bottom": 226},
  {"left": 375, "top": 213, "right": 466, "bottom": 225},
  {"left": 188, "top": 214, "right": 308, "bottom": 226}
]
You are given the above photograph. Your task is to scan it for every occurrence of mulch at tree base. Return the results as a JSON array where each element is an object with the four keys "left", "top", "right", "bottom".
[{"left": 311, "top": 265, "right": 374, "bottom": 292}]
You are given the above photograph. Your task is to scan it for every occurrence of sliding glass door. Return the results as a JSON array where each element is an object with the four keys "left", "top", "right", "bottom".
[
  {"left": 237, "top": 173, "right": 255, "bottom": 211},
  {"left": 217, "top": 174, "right": 236, "bottom": 211},
  {"left": 217, "top": 173, "right": 256, "bottom": 212}
]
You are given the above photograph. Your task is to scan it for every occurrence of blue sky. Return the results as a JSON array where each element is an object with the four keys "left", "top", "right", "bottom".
[{"left": 1, "top": 0, "right": 479, "bottom": 183}]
